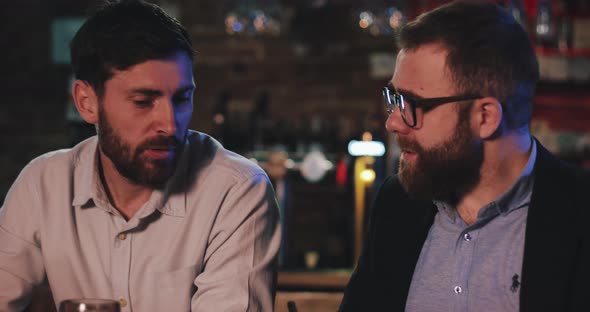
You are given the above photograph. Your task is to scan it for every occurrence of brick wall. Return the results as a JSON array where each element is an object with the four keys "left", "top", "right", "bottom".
[
  {"left": 0, "top": 0, "right": 73, "bottom": 200},
  {"left": 0, "top": 0, "right": 394, "bottom": 201}
]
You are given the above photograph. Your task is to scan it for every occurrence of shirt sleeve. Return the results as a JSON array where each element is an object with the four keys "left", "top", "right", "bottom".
[
  {"left": 0, "top": 163, "right": 46, "bottom": 311},
  {"left": 191, "top": 172, "right": 281, "bottom": 311}
]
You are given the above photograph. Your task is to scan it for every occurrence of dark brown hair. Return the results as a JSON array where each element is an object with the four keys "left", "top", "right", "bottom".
[
  {"left": 397, "top": 1, "right": 539, "bottom": 129},
  {"left": 70, "top": 0, "right": 194, "bottom": 97}
]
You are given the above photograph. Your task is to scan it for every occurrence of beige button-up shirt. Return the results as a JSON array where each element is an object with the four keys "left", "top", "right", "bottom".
[{"left": 0, "top": 131, "right": 281, "bottom": 311}]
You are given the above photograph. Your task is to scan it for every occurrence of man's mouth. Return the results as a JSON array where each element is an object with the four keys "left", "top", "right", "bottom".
[
  {"left": 397, "top": 135, "right": 420, "bottom": 161},
  {"left": 143, "top": 146, "right": 175, "bottom": 160},
  {"left": 400, "top": 148, "right": 417, "bottom": 160}
]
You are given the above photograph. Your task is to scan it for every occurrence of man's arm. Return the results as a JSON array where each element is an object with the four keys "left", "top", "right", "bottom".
[
  {"left": 570, "top": 168, "right": 590, "bottom": 311},
  {"left": 339, "top": 176, "right": 431, "bottom": 312},
  {"left": 0, "top": 164, "right": 46, "bottom": 311},
  {"left": 191, "top": 172, "right": 281, "bottom": 311}
]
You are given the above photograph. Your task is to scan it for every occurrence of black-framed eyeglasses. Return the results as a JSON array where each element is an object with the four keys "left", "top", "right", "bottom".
[{"left": 382, "top": 86, "right": 481, "bottom": 128}]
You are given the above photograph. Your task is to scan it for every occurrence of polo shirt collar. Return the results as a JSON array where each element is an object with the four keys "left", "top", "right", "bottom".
[{"left": 434, "top": 137, "right": 537, "bottom": 223}]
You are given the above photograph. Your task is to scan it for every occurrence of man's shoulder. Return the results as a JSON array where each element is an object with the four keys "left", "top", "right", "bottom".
[
  {"left": 185, "top": 131, "right": 267, "bottom": 181},
  {"left": 20, "top": 137, "right": 96, "bottom": 178},
  {"left": 533, "top": 141, "right": 590, "bottom": 221},
  {"left": 535, "top": 141, "right": 590, "bottom": 185}
]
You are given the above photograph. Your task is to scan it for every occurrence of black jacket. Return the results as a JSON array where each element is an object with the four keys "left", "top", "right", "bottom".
[{"left": 339, "top": 141, "right": 590, "bottom": 311}]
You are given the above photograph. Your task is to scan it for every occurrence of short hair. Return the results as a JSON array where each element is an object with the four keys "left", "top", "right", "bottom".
[
  {"left": 70, "top": 0, "right": 194, "bottom": 97},
  {"left": 397, "top": 1, "right": 539, "bottom": 129}
]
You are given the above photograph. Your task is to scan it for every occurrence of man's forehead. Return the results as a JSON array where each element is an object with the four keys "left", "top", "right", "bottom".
[
  {"left": 392, "top": 45, "right": 455, "bottom": 95},
  {"left": 105, "top": 58, "right": 194, "bottom": 91}
]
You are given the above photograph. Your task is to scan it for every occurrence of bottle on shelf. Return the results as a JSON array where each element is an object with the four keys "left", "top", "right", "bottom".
[
  {"left": 535, "top": 0, "right": 558, "bottom": 49},
  {"left": 571, "top": 0, "right": 590, "bottom": 51}
]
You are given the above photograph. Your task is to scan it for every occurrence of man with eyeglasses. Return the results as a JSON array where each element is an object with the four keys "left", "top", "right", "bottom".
[{"left": 340, "top": 1, "right": 590, "bottom": 312}]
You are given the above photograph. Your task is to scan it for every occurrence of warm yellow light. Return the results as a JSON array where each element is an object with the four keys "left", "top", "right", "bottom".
[
  {"left": 389, "top": 11, "right": 402, "bottom": 28},
  {"left": 213, "top": 114, "right": 225, "bottom": 125},
  {"left": 360, "top": 168, "right": 375, "bottom": 183},
  {"left": 225, "top": 15, "right": 237, "bottom": 34},
  {"left": 254, "top": 16, "right": 265, "bottom": 31},
  {"left": 359, "top": 19, "right": 370, "bottom": 29}
]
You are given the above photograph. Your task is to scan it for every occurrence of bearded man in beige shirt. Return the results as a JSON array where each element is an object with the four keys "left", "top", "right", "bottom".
[{"left": 0, "top": 1, "right": 281, "bottom": 311}]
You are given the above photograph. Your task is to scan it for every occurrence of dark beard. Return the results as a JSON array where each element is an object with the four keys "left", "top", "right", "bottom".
[
  {"left": 397, "top": 104, "right": 483, "bottom": 200},
  {"left": 97, "top": 106, "right": 184, "bottom": 188}
]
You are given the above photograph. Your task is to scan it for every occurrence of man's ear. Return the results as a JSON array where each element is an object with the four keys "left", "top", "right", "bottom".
[
  {"left": 472, "top": 97, "right": 503, "bottom": 139},
  {"left": 72, "top": 80, "right": 99, "bottom": 124}
]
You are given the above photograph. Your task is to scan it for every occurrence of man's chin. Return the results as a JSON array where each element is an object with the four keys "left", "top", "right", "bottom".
[
  {"left": 138, "top": 174, "right": 171, "bottom": 189},
  {"left": 398, "top": 167, "right": 420, "bottom": 197},
  {"left": 120, "top": 160, "right": 174, "bottom": 188},
  {"left": 399, "top": 176, "right": 432, "bottom": 200},
  {"left": 398, "top": 166, "right": 443, "bottom": 200},
  {"left": 398, "top": 168, "right": 479, "bottom": 201},
  {"left": 143, "top": 166, "right": 175, "bottom": 187}
]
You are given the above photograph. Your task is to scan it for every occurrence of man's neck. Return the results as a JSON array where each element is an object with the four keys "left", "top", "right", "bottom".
[
  {"left": 98, "top": 150, "right": 153, "bottom": 220},
  {"left": 456, "top": 132, "right": 533, "bottom": 225}
]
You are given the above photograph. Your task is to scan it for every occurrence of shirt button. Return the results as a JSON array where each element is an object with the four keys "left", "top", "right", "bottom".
[
  {"left": 119, "top": 298, "right": 127, "bottom": 307},
  {"left": 117, "top": 233, "right": 127, "bottom": 240},
  {"left": 463, "top": 233, "right": 472, "bottom": 241},
  {"left": 454, "top": 286, "right": 462, "bottom": 294}
]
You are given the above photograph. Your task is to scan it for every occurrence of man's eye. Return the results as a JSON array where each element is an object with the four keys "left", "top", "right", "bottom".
[
  {"left": 173, "top": 96, "right": 191, "bottom": 106},
  {"left": 134, "top": 99, "right": 153, "bottom": 107}
]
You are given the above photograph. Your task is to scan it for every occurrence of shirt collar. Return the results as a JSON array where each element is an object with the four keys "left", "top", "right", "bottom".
[
  {"left": 479, "top": 138, "right": 536, "bottom": 219},
  {"left": 434, "top": 138, "right": 537, "bottom": 222},
  {"left": 71, "top": 136, "right": 188, "bottom": 218},
  {"left": 71, "top": 137, "right": 103, "bottom": 208}
]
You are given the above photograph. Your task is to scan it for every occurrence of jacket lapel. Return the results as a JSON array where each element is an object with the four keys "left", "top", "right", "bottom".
[{"left": 520, "top": 142, "right": 579, "bottom": 312}]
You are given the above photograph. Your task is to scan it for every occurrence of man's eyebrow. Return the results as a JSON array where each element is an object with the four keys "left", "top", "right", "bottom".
[
  {"left": 128, "top": 88, "right": 162, "bottom": 97},
  {"left": 174, "top": 85, "right": 195, "bottom": 95},
  {"left": 389, "top": 84, "right": 425, "bottom": 100},
  {"left": 128, "top": 85, "right": 195, "bottom": 97}
]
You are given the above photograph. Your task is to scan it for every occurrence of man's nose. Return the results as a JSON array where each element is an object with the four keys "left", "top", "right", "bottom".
[
  {"left": 385, "top": 108, "right": 410, "bottom": 135},
  {"left": 154, "top": 99, "right": 177, "bottom": 136}
]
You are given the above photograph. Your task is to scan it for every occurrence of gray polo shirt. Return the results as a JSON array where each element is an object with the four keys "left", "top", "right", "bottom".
[{"left": 405, "top": 140, "right": 537, "bottom": 312}]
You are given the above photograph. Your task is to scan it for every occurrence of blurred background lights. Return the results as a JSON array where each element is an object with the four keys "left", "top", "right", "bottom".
[
  {"left": 389, "top": 9, "right": 403, "bottom": 28},
  {"left": 348, "top": 140, "right": 386, "bottom": 157},
  {"left": 360, "top": 168, "right": 376, "bottom": 183},
  {"left": 356, "top": 5, "right": 405, "bottom": 36},
  {"left": 359, "top": 11, "right": 374, "bottom": 29},
  {"left": 224, "top": 0, "right": 283, "bottom": 36}
]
